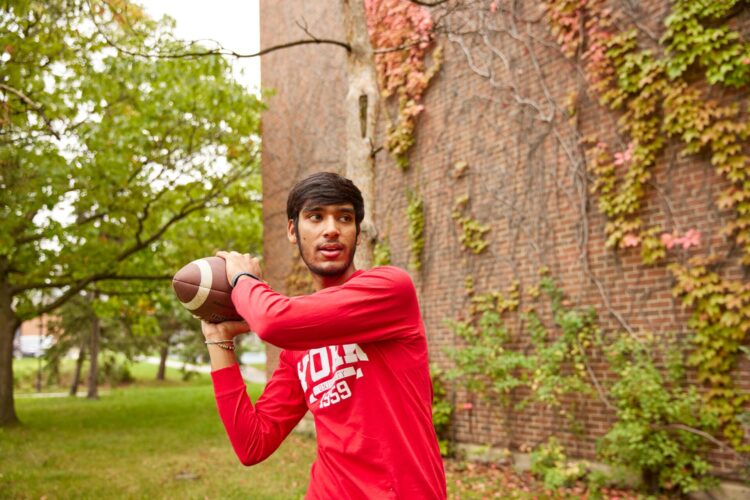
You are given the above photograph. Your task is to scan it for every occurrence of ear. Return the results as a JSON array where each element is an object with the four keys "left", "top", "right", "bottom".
[{"left": 287, "top": 219, "right": 297, "bottom": 245}]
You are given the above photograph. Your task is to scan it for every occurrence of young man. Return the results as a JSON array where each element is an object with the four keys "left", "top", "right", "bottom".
[{"left": 202, "top": 172, "right": 447, "bottom": 499}]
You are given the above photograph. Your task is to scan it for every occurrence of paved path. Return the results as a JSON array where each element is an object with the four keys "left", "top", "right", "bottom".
[
  {"left": 138, "top": 356, "right": 266, "bottom": 384},
  {"left": 16, "top": 391, "right": 111, "bottom": 398},
  {"left": 15, "top": 358, "right": 266, "bottom": 399}
]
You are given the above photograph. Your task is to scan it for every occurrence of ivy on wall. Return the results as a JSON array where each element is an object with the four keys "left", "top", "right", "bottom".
[
  {"left": 451, "top": 195, "right": 491, "bottom": 255},
  {"left": 351, "top": 0, "right": 750, "bottom": 492},
  {"left": 446, "top": 273, "right": 720, "bottom": 493},
  {"left": 365, "top": 0, "right": 443, "bottom": 170},
  {"left": 406, "top": 190, "right": 425, "bottom": 271},
  {"left": 545, "top": 0, "right": 750, "bottom": 450},
  {"left": 373, "top": 237, "right": 392, "bottom": 266}
]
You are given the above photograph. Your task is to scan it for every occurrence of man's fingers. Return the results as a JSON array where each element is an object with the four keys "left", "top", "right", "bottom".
[{"left": 215, "top": 250, "right": 228, "bottom": 259}]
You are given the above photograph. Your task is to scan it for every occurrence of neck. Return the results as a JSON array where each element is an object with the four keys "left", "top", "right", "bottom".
[{"left": 312, "top": 265, "right": 357, "bottom": 291}]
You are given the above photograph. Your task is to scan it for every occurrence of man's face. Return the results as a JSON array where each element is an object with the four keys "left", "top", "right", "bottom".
[{"left": 287, "top": 203, "right": 359, "bottom": 278}]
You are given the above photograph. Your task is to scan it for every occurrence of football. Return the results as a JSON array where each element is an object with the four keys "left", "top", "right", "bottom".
[{"left": 172, "top": 256, "right": 242, "bottom": 323}]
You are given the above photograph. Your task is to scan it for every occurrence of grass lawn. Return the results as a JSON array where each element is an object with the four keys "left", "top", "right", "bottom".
[
  {"left": 12, "top": 356, "right": 212, "bottom": 394},
  {"left": 4, "top": 359, "right": 647, "bottom": 499},
  {"left": 2, "top": 363, "right": 315, "bottom": 499}
]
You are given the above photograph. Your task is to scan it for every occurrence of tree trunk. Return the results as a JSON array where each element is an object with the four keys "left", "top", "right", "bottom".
[
  {"left": 341, "top": 0, "right": 380, "bottom": 270},
  {"left": 70, "top": 343, "right": 86, "bottom": 396},
  {"left": 0, "top": 280, "right": 20, "bottom": 426},
  {"left": 156, "top": 342, "right": 168, "bottom": 381},
  {"left": 86, "top": 308, "right": 100, "bottom": 399}
]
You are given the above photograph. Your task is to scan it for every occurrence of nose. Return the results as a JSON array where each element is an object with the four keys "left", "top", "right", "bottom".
[{"left": 322, "top": 215, "right": 340, "bottom": 239}]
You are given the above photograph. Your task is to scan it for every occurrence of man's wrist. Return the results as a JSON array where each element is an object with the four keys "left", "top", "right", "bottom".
[
  {"left": 235, "top": 275, "right": 252, "bottom": 286},
  {"left": 204, "top": 333, "right": 234, "bottom": 343},
  {"left": 230, "top": 271, "right": 261, "bottom": 288}
]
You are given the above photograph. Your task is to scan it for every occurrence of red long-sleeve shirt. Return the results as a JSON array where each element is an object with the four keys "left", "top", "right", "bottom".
[{"left": 211, "top": 265, "right": 447, "bottom": 499}]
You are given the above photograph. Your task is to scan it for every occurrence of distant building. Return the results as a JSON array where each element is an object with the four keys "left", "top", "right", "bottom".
[{"left": 13, "top": 315, "right": 57, "bottom": 358}]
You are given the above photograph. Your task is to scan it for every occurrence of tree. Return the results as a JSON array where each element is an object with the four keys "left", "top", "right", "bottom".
[
  {"left": 0, "top": 0, "right": 263, "bottom": 425},
  {"left": 82, "top": 1, "right": 416, "bottom": 270}
]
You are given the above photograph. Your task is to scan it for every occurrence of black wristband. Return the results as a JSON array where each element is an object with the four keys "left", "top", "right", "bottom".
[{"left": 230, "top": 271, "right": 261, "bottom": 288}]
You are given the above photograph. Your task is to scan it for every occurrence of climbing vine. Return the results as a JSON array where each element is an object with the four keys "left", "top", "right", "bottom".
[
  {"left": 447, "top": 273, "right": 721, "bottom": 493},
  {"left": 431, "top": 365, "right": 454, "bottom": 456},
  {"left": 447, "top": 279, "right": 528, "bottom": 403},
  {"left": 364, "top": 0, "right": 750, "bottom": 489},
  {"left": 373, "top": 237, "right": 392, "bottom": 266},
  {"left": 452, "top": 195, "right": 491, "bottom": 255},
  {"left": 406, "top": 190, "right": 425, "bottom": 271},
  {"left": 545, "top": 0, "right": 750, "bottom": 450},
  {"left": 670, "top": 257, "right": 750, "bottom": 449},
  {"left": 365, "top": 0, "right": 443, "bottom": 169}
]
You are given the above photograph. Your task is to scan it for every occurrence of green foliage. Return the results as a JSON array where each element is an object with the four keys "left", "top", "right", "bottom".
[
  {"left": 1, "top": 0, "right": 264, "bottom": 318},
  {"left": 545, "top": 0, "right": 750, "bottom": 462},
  {"left": 0, "top": 0, "right": 265, "bottom": 423},
  {"left": 446, "top": 281, "right": 531, "bottom": 402},
  {"left": 452, "top": 195, "right": 491, "bottom": 254},
  {"left": 446, "top": 310, "right": 531, "bottom": 401},
  {"left": 385, "top": 97, "right": 418, "bottom": 171},
  {"left": 662, "top": 0, "right": 750, "bottom": 86},
  {"left": 530, "top": 437, "right": 586, "bottom": 489},
  {"left": 599, "top": 333, "right": 716, "bottom": 493},
  {"left": 406, "top": 191, "right": 425, "bottom": 271},
  {"left": 584, "top": 33, "right": 667, "bottom": 250},
  {"left": 98, "top": 352, "right": 135, "bottom": 386},
  {"left": 373, "top": 238, "right": 392, "bottom": 266},
  {"left": 670, "top": 258, "right": 750, "bottom": 449},
  {"left": 447, "top": 273, "right": 732, "bottom": 494},
  {"left": 524, "top": 277, "right": 598, "bottom": 410},
  {"left": 556, "top": 0, "right": 750, "bottom": 263},
  {"left": 431, "top": 365, "right": 453, "bottom": 457},
  {"left": 639, "top": 226, "right": 668, "bottom": 265}
]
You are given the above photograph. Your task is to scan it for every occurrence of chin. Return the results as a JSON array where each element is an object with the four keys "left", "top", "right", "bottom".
[
  {"left": 298, "top": 243, "right": 356, "bottom": 278},
  {"left": 311, "top": 262, "right": 350, "bottom": 277}
]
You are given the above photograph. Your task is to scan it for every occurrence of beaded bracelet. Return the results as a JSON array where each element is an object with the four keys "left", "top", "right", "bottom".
[{"left": 204, "top": 339, "right": 235, "bottom": 351}]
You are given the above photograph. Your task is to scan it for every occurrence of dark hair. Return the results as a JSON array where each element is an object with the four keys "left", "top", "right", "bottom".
[{"left": 286, "top": 172, "right": 365, "bottom": 233}]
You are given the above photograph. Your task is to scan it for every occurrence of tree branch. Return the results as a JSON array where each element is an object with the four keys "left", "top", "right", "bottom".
[
  {"left": 11, "top": 274, "right": 172, "bottom": 295},
  {"left": 87, "top": 0, "right": 350, "bottom": 59},
  {"left": 658, "top": 423, "right": 749, "bottom": 465},
  {"left": 115, "top": 167, "right": 250, "bottom": 265},
  {"left": 0, "top": 83, "right": 61, "bottom": 139},
  {"left": 96, "top": 274, "right": 172, "bottom": 281},
  {"left": 91, "top": 286, "right": 163, "bottom": 297},
  {"left": 408, "top": 0, "right": 449, "bottom": 6}
]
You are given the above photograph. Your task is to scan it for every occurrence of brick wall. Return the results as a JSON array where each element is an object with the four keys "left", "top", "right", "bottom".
[
  {"left": 259, "top": 1, "right": 749, "bottom": 478},
  {"left": 259, "top": 0, "right": 348, "bottom": 371}
]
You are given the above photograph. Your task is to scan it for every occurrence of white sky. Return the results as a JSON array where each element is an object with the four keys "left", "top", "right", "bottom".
[{"left": 138, "top": 0, "right": 261, "bottom": 93}]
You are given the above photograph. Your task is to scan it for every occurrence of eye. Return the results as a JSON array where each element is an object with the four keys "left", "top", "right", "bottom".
[
  {"left": 308, "top": 213, "right": 322, "bottom": 221},
  {"left": 339, "top": 215, "right": 353, "bottom": 222}
]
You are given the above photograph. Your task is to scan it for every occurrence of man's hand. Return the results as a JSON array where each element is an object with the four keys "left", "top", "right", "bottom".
[
  {"left": 201, "top": 320, "right": 250, "bottom": 342},
  {"left": 215, "top": 250, "right": 263, "bottom": 285}
]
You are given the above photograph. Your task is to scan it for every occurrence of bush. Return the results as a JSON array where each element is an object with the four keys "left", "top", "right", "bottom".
[
  {"left": 598, "top": 334, "right": 716, "bottom": 494},
  {"left": 99, "top": 353, "right": 134, "bottom": 386},
  {"left": 529, "top": 437, "right": 586, "bottom": 489},
  {"left": 431, "top": 365, "right": 454, "bottom": 456}
]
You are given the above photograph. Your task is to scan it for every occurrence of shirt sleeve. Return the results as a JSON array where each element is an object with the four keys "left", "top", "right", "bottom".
[
  {"left": 231, "top": 265, "right": 422, "bottom": 351},
  {"left": 211, "top": 352, "right": 308, "bottom": 466}
]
